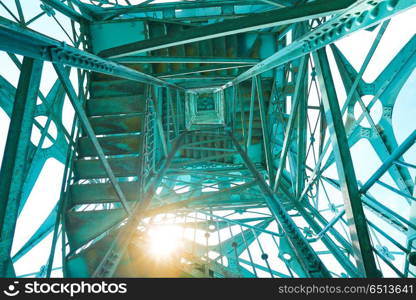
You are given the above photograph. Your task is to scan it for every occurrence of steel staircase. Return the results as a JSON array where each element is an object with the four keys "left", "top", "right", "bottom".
[
  {"left": 62, "top": 19, "right": 279, "bottom": 278},
  {"left": 99, "top": 19, "right": 276, "bottom": 89},
  {"left": 65, "top": 71, "right": 147, "bottom": 277}
]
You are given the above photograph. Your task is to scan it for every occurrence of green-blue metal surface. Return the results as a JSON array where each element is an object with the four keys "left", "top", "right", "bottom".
[{"left": 0, "top": 0, "right": 414, "bottom": 278}]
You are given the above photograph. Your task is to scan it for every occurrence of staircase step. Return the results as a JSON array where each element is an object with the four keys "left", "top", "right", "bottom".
[
  {"left": 235, "top": 128, "right": 262, "bottom": 136},
  {"left": 70, "top": 181, "right": 139, "bottom": 206},
  {"left": 88, "top": 114, "right": 144, "bottom": 135},
  {"left": 90, "top": 80, "right": 145, "bottom": 98},
  {"left": 77, "top": 134, "right": 143, "bottom": 157},
  {"left": 66, "top": 208, "right": 127, "bottom": 251},
  {"left": 235, "top": 120, "right": 262, "bottom": 129},
  {"left": 87, "top": 95, "right": 146, "bottom": 116},
  {"left": 74, "top": 156, "right": 141, "bottom": 179},
  {"left": 66, "top": 227, "right": 123, "bottom": 277}
]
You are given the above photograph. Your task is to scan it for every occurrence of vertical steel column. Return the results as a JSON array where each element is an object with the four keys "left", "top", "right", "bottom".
[
  {"left": 53, "top": 63, "right": 133, "bottom": 216},
  {"left": 231, "top": 85, "right": 237, "bottom": 133},
  {"left": 312, "top": 48, "right": 380, "bottom": 278},
  {"left": 273, "top": 56, "right": 308, "bottom": 191},
  {"left": 407, "top": 178, "right": 416, "bottom": 277},
  {"left": 294, "top": 24, "right": 308, "bottom": 199},
  {"left": 92, "top": 133, "right": 186, "bottom": 277},
  {"left": 246, "top": 77, "right": 256, "bottom": 149},
  {"left": 255, "top": 76, "right": 274, "bottom": 182},
  {"left": 0, "top": 57, "right": 43, "bottom": 276}
]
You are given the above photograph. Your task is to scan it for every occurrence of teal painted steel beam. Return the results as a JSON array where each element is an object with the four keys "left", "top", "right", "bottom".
[
  {"left": 100, "top": 0, "right": 355, "bottom": 58},
  {"left": 324, "top": 176, "right": 416, "bottom": 233},
  {"left": 54, "top": 64, "right": 133, "bottom": 216},
  {"left": 229, "top": 132, "right": 331, "bottom": 277},
  {"left": 376, "top": 180, "right": 416, "bottom": 202},
  {"left": 273, "top": 55, "right": 308, "bottom": 191},
  {"left": 296, "top": 24, "right": 408, "bottom": 203},
  {"left": 14, "top": 0, "right": 25, "bottom": 24},
  {"left": 395, "top": 160, "right": 416, "bottom": 170},
  {"left": 296, "top": 205, "right": 359, "bottom": 277},
  {"left": 255, "top": 76, "right": 274, "bottom": 182},
  {"left": 360, "top": 130, "right": 416, "bottom": 194},
  {"left": 304, "top": 201, "right": 354, "bottom": 255},
  {"left": 294, "top": 23, "right": 308, "bottom": 199},
  {"left": 40, "top": 0, "right": 93, "bottom": 23},
  {"left": 328, "top": 29, "right": 414, "bottom": 197},
  {"left": 246, "top": 78, "right": 256, "bottom": 149},
  {"left": 114, "top": 56, "right": 260, "bottom": 64},
  {"left": 0, "top": 73, "right": 69, "bottom": 239},
  {"left": 258, "top": 0, "right": 287, "bottom": 8},
  {"left": 156, "top": 64, "right": 250, "bottom": 78},
  {"left": 198, "top": 211, "right": 281, "bottom": 237},
  {"left": 152, "top": 87, "right": 169, "bottom": 157},
  {"left": 182, "top": 146, "right": 235, "bottom": 152},
  {"left": 313, "top": 48, "right": 379, "bottom": 278},
  {"left": 167, "top": 168, "right": 253, "bottom": 179},
  {"left": 0, "top": 57, "right": 43, "bottom": 276},
  {"left": 171, "top": 154, "right": 237, "bottom": 168},
  {"left": 0, "top": 16, "right": 181, "bottom": 89},
  {"left": 231, "top": 85, "right": 237, "bottom": 132},
  {"left": 215, "top": 218, "right": 275, "bottom": 274},
  {"left": 12, "top": 203, "right": 58, "bottom": 263},
  {"left": 86, "top": 1, "right": 280, "bottom": 18},
  {"left": 145, "top": 181, "right": 258, "bottom": 216},
  {"left": 227, "top": 0, "right": 416, "bottom": 87},
  {"left": 92, "top": 133, "right": 186, "bottom": 277},
  {"left": 238, "top": 258, "right": 290, "bottom": 278}
]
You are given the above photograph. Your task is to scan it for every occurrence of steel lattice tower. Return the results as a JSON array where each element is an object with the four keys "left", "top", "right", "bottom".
[{"left": 0, "top": 0, "right": 415, "bottom": 278}]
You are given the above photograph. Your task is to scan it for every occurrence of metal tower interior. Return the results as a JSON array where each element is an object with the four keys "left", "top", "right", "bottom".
[{"left": 0, "top": 0, "right": 415, "bottom": 278}]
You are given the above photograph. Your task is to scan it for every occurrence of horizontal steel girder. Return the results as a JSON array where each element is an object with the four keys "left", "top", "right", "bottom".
[
  {"left": 113, "top": 56, "right": 260, "bottom": 64},
  {"left": 0, "top": 57, "right": 43, "bottom": 276},
  {"left": 99, "top": 0, "right": 356, "bottom": 58},
  {"left": 0, "top": 17, "right": 181, "bottom": 90}
]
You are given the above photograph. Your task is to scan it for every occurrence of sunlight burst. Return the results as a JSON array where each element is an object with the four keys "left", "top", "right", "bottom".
[{"left": 147, "top": 225, "right": 183, "bottom": 258}]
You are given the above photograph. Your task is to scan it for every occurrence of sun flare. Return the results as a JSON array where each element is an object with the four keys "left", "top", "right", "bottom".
[{"left": 147, "top": 225, "right": 183, "bottom": 258}]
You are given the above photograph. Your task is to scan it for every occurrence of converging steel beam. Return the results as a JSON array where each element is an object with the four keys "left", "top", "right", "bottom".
[
  {"left": 255, "top": 76, "right": 274, "bottom": 182},
  {"left": 114, "top": 56, "right": 260, "bottom": 64},
  {"left": 226, "top": 0, "right": 416, "bottom": 87},
  {"left": 53, "top": 64, "right": 133, "bottom": 216},
  {"left": 296, "top": 205, "right": 359, "bottom": 277},
  {"left": 312, "top": 48, "right": 379, "bottom": 278},
  {"left": 229, "top": 132, "right": 331, "bottom": 278},
  {"left": 294, "top": 23, "right": 308, "bottom": 199},
  {"left": 0, "top": 16, "right": 181, "bottom": 90},
  {"left": 0, "top": 57, "right": 43, "bottom": 277},
  {"left": 40, "top": 0, "right": 93, "bottom": 23},
  {"left": 360, "top": 130, "right": 416, "bottom": 194},
  {"left": 145, "top": 180, "right": 258, "bottom": 216},
  {"left": 246, "top": 78, "right": 256, "bottom": 149},
  {"left": 92, "top": 133, "right": 186, "bottom": 277},
  {"left": 156, "top": 64, "right": 250, "bottom": 78},
  {"left": 99, "top": 0, "right": 356, "bottom": 58},
  {"left": 89, "top": 0, "right": 293, "bottom": 19},
  {"left": 273, "top": 55, "right": 308, "bottom": 191}
]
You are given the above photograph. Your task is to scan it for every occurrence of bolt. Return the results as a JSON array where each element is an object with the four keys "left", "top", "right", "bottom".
[{"left": 409, "top": 251, "right": 416, "bottom": 266}]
